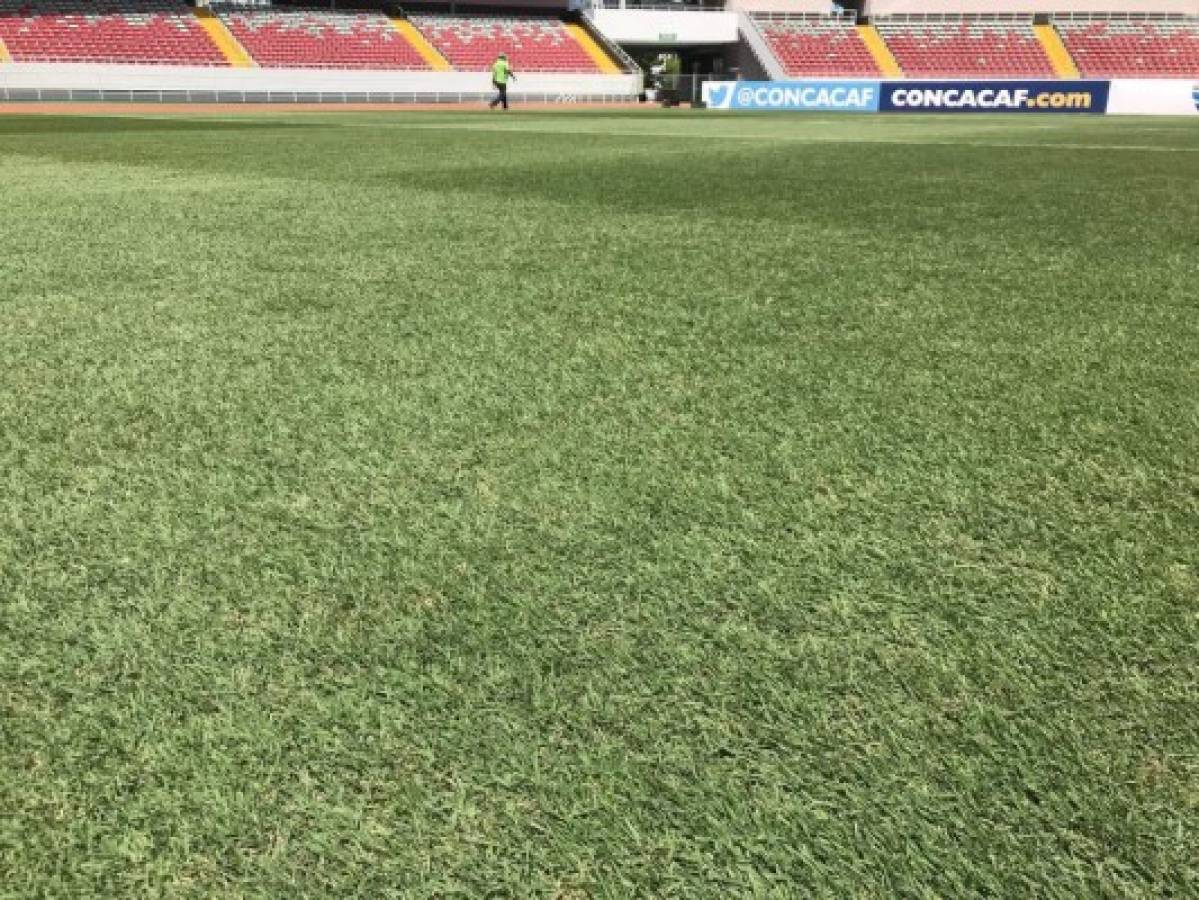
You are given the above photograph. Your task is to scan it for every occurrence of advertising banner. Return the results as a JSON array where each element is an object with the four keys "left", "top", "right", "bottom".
[
  {"left": 879, "top": 80, "right": 1109, "bottom": 114},
  {"left": 703, "top": 80, "right": 880, "bottom": 112},
  {"left": 703, "top": 78, "right": 1198, "bottom": 116},
  {"left": 1107, "top": 80, "right": 1199, "bottom": 116}
]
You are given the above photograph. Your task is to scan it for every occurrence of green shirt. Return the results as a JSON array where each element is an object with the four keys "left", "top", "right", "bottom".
[{"left": 492, "top": 60, "right": 512, "bottom": 85}]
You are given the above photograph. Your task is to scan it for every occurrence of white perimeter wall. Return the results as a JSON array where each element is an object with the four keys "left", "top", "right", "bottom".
[
  {"left": 866, "top": 0, "right": 1198, "bottom": 13},
  {"left": 589, "top": 10, "right": 740, "bottom": 45},
  {"left": 0, "top": 63, "right": 641, "bottom": 97},
  {"left": 1108, "top": 78, "right": 1198, "bottom": 114}
]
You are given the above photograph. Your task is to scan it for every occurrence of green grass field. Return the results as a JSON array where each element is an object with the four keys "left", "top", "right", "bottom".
[{"left": 1, "top": 109, "right": 1196, "bottom": 897}]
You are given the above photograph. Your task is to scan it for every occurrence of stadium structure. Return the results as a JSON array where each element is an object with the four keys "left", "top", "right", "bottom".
[{"left": 0, "top": 0, "right": 1196, "bottom": 105}]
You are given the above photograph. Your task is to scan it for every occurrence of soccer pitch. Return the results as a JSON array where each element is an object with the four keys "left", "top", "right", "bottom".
[{"left": 1, "top": 109, "right": 1196, "bottom": 896}]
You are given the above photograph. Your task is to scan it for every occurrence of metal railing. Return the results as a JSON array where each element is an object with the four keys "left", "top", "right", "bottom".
[
  {"left": 0, "top": 87, "right": 641, "bottom": 104},
  {"left": 579, "top": 10, "right": 642, "bottom": 75},
  {"left": 1050, "top": 12, "right": 1198, "bottom": 24},
  {"left": 738, "top": 11, "right": 786, "bottom": 82},
  {"left": 750, "top": 10, "right": 857, "bottom": 25},
  {"left": 643, "top": 72, "right": 733, "bottom": 107},
  {"left": 589, "top": 0, "right": 727, "bottom": 10},
  {"left": 872, "top": 13, "right": 1037, "bottom": 25}
]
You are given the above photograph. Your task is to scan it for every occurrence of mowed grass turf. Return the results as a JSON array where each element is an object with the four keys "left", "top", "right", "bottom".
[{"left": 0, "top": 109, "right": 1196, "bottom": 897}]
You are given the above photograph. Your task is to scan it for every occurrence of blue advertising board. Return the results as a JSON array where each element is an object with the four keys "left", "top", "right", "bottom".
[
  {"left": 703, "top": 80, "right": 879, "bottom": 112},
  {"left": 879, "top": 80, "right": 1109, "bottom": 114},
  {"left": 702, "top": 79, "right": 1112, "bottom": 115}
]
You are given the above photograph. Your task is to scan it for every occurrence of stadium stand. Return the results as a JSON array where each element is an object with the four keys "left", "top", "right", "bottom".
[
  {"left": 1054, "top": 14, "right": 1199, "bottom": 78},
  {"left": 409, "top": 13, "right": 601, "bottom": 73},
  {"left": 0, "top": 0, "right": 226, "bottom": 65},
  {"left": 752, "top": 12, "right": 882, "bottom": 77},
  {"left": 874, "top": 14, "right": 1055, "bottom": 78},
  {"left": 215, "top": 6, "right": 429, "bottom": 70}
]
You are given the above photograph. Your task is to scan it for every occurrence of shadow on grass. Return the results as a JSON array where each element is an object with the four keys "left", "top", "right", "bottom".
[{"left": 0, "top": 114, "right": 330, "bottom": 136}]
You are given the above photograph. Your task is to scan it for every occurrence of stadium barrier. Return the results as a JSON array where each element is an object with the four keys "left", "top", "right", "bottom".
[
  {"left": 880, "top": 80, "right": 1110, "bottom": 113},
  {"left": 702, "top": 78, "right": 1198, "bottom": 115},
  {"left": 1107, "top": 79, "right": 1199, "bottom": 115},
  {"left": 703, "top": 80, "right": 880, "bottom": 111},
  {"left": 0, "top": 63, "right": 642, "bottom": 104},
  {"left": 0, "top": 88, "right": 643, "bottom": 104}
]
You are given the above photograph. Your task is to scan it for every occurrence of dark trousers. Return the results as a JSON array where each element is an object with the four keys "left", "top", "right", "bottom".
[{"left": 489, "top": 82, "right": 508, "bottom": 110}]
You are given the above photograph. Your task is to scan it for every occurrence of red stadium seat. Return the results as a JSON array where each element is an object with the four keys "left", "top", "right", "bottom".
[
  {"left": 753, "top": 14, "right": 881, "bottom": 78},
  {"left": 0, "top": 0, "right": 226, "bottom": 65},
  {"left": 1055, "top": 16, "right": 1199, "bottom": 78},
  {"left": 217, "top": 6, "right": 428, "bottom": 70},
  {"left": 875, "top": 15, "right": 1054, "bottom": 79},
  {"left": 409, "top": 13, "right": 599, "bottom": 74}
]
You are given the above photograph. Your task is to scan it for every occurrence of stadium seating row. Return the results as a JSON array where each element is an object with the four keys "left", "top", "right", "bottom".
[
  {"left": 0, "top": 3, "right": 1195, "bottom": 79},
  {"left": 872, "top": 17, "right": 1053, "bottom": 78},
  {"left": 754, "top": 15, "right": 879, "bottom": 78},
  {"left": 755, "top": 13, "right": 1199, "bottom": 79},
  {"left": 0, "top": 0, "right": 224, "bottom": 66},
  {"left": 408, "top": 14, "right": 599, "bottom": 74},
  {"left": 1056, "top": 18, "right": 1199, "bottom": 78},
  {"left": 218, "top": 8, "right": 426, "bottom": 70},
  {"left": 0, "top": 1, "right": 610, "bottom": 72}
]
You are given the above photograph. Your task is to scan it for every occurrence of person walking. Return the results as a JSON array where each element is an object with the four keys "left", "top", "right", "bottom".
[{"left": 489, "top": 53, "right": 516, "bottom": 110}]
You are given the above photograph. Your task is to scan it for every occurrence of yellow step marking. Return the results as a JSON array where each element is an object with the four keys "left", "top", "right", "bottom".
[
  {"left": 194, "top": 7, "right": 254, "bottom": 68},
  {"left": 858, "top": 24, "right": 902, "bottom": 78},
  {"left": 1035, "top": 23, "right": 1080, "bottom": 79},
  {"left": 565, "top": 22, "right": 621, "bottom": 75},
  {"left": 391, "top": 18, "right": 450, "bottom": 72},
  {"left": 0, "top": 36, "right": 11, "bottom": 64}
]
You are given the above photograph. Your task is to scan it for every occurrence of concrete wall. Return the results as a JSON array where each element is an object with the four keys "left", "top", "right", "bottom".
[
  {"left": 866, "top": 0, "right": 1198, "bottom": 14},
  {"left": 0, "top": 63, "right": 642, "bottom": 98},
  {"left": 589, "top": 9, "right": 740, "bottom": 45}
]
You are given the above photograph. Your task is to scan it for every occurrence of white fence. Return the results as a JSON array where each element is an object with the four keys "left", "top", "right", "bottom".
[{"left": 0, "top": 63, "right": 643, "bottom": 103}]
